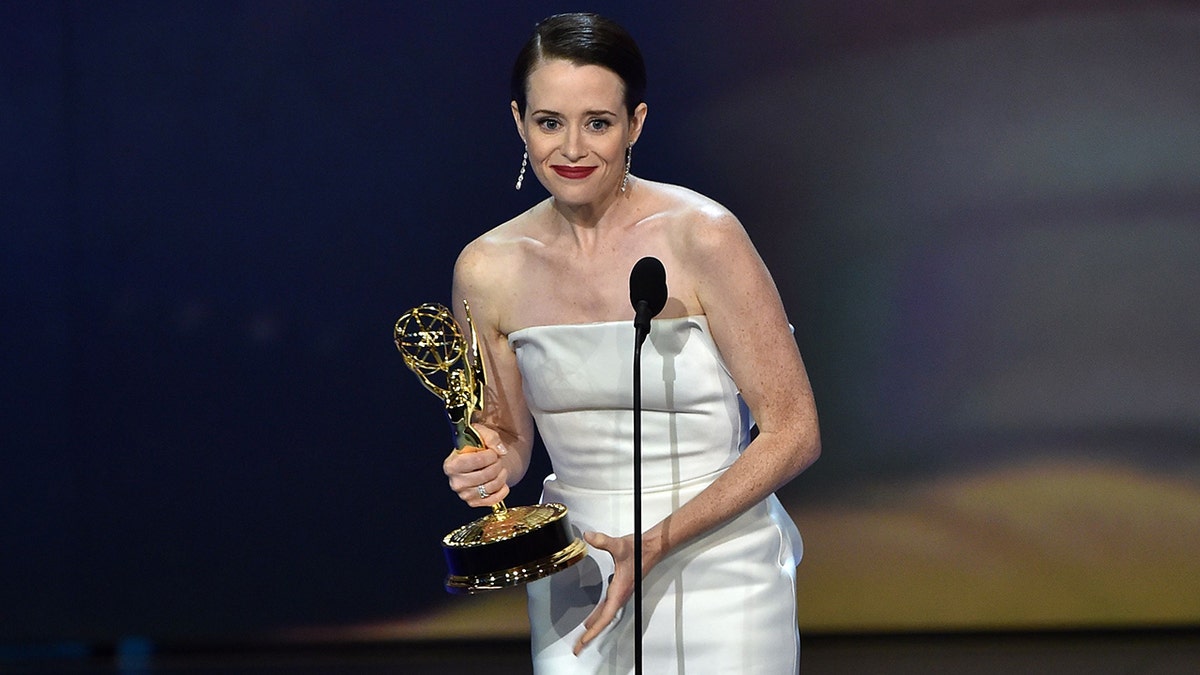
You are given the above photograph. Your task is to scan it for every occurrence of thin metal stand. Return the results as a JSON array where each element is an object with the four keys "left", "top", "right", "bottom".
[{"left": 632, "top": 331, "right": 645, "bottom": 675}]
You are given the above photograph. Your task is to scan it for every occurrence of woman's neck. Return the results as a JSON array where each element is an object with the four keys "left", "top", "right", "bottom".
[{"left": 550, "top": 177, "right": 638, "bottom": 247}]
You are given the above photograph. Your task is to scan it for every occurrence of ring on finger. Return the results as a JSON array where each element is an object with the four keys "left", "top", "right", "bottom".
[{"left": 477, "top": 485, "right": 489, "bottom": 499}]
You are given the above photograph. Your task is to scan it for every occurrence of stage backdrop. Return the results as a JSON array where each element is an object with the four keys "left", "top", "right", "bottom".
[{"left": 3, "top": 0, "right": 1198, "bottom": 646}]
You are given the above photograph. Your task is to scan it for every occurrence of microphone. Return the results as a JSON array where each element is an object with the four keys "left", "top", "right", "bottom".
[{"left": 629, "top": 256, "right": 668, "bottom": 345}]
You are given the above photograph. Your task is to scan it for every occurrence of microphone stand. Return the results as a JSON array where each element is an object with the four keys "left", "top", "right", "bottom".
[
  {"left": 628, "top": 257, "right": 663, "bottom": 675},
  {"left": 632, "top": 304, "right": 649, "bottom": 675}
]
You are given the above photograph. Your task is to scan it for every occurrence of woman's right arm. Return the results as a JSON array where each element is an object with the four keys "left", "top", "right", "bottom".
[{"left": 442, "top": 239, "right": 536, "bottom": 509}]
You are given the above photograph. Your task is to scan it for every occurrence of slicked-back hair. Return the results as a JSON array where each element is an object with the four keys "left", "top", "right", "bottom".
[{"left": 510, "top": 13, "right": 647, "bottom": 118}]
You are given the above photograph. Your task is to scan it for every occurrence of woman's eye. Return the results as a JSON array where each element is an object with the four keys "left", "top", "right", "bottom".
[
  {"left": 538, "top": 118, "right": 561, "bottom": 131},
  {"left": 588, "top": 119, "right": 611, "bottom": 131}
]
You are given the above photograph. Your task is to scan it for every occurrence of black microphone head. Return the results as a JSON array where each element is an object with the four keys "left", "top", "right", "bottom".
[{"left": 629, "top": 256, "right": 668, "bottom": 318}]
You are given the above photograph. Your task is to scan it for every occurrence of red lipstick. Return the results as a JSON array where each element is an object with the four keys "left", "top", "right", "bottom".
[{"left": 551, "top": 165, "right": 597, "bottom": 179}]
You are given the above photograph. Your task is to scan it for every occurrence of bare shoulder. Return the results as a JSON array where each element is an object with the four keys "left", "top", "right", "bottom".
[
  {"left": 454, "top": 206, "right": 545, "bottom": 292},
  {"left": 452, "top": 203, "right": 557, "bottom": 334},
  {"left": 640, "top": 181, "right": 751, "bottom": 261}
]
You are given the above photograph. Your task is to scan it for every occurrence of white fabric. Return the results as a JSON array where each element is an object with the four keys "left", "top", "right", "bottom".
[{"left": 509, "top": 315, "right": 802, "bottom": 674}]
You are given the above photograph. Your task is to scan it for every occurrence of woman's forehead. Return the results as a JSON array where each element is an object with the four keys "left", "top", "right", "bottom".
[{"left": 525, "top": 59, "right": 626, "bottom": 109}]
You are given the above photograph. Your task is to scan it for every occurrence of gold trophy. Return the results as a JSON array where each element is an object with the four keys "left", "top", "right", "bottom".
[{"left": 394, "top": 302, "right": 587, "bottom": 593}]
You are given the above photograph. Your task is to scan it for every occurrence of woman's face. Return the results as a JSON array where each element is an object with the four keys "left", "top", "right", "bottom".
[{"left": 512, "top": 59, "right": 647, "bottom": 208}]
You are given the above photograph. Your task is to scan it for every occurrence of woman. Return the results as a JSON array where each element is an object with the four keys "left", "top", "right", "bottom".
[{"left": 444, "top": 13, "right": 820, "bottom": 673}]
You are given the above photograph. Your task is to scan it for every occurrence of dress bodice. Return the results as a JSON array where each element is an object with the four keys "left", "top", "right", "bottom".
[
  {"left": 513, "top": 316, "right": 802, "bottom": 674},
  {"left": 509, "top": 315, "right": 751, "bottom": 493}
]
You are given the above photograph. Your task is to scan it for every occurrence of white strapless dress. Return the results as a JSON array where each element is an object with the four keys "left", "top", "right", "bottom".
[{"left": 509, "top": 316, "right": 802, "bottom": 674}]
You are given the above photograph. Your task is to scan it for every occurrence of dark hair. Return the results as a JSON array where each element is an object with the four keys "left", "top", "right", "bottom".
[{"left": 510, "top": 13, "right": 647, "bottom": 118}]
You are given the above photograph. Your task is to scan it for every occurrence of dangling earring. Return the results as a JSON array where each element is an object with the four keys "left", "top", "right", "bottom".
[
  {"left": 620, "top": 144, "right": 632, "bottom": 193},
  {"left": 515, "top": 148, "right": 528, "bottom": 190}
]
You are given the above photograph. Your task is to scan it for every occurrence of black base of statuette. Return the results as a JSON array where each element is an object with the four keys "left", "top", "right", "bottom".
[{"left": 441, "top": 503, "right": 587, "bottom": 594}]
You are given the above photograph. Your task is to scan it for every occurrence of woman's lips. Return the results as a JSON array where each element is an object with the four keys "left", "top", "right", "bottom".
[{"left": 551, "top": 165, "right": 597, "bottom": 179}]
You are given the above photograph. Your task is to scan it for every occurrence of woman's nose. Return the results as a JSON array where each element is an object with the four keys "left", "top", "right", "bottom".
[{"left": 561, "top": 128, "right": 586, "bottom": 161}]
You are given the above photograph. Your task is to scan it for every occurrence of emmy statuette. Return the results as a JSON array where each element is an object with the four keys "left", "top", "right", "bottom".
[{"left": 394, "top": 302, "right": 587, "bottom": 593}]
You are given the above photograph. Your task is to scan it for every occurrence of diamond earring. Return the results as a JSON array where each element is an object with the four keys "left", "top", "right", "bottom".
[
  {"left": 620, "top": 144, "right": 632, "bottom": 193},
  {"left": 515, "top": 149, "right": 528, "bottom": 190}
]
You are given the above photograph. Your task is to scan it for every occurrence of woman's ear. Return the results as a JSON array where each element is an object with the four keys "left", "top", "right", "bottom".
[
  {"left": 511, "top": 101, "right": 526, "bottom": 143},
  {"left": 628, "top": 102, "right": 648, "bottom": 146}
]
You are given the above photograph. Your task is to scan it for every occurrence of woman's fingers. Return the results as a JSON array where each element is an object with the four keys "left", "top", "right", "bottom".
[
  {"left": 438, "top": 421, "right": 513, "bottom": 506},
  {"left": 457, "top": 476, "right": 510, "bottom": 507},
  {"left": 443, "top": 446, "right": 497, "bottom": 475},
  {"left": 442, "top": 441, "right": 508, "bottom": 507},
  {"left": 574, "top": 531, "right": 635, "bottom": 655},
  {"left": 575, "top": 591, "right": 625, "bottom": 655},
  {"left": 469, "top": 423, "right": 509, "bottom": 456}
]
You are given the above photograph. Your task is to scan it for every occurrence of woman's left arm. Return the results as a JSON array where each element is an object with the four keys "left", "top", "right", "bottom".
[
  {"left": 665, "top": 210, "right": 821, "bottom": 539},
  {"left": 574, "top": 210, "right": 820, "bottom": 654}
]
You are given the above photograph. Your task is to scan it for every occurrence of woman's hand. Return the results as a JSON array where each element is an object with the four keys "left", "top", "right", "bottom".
[
  {"left": 442, "top": 423, "right": 510, "bottom": 508},
  {"left": 573, "top": 530, "right": 662, "bottom": 656}
]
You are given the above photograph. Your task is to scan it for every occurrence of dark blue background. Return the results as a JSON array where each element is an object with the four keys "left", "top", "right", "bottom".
[
  {"left": 1, "top": 1, "right": 729, "bottom": 642},
  {"left": 4, "top": 0, "right": 1198, "bottom": 645}
]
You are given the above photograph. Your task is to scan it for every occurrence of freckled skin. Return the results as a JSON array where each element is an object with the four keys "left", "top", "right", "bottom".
[{"left": 443, "top": 57, "right": 821, "bottom": 656}]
